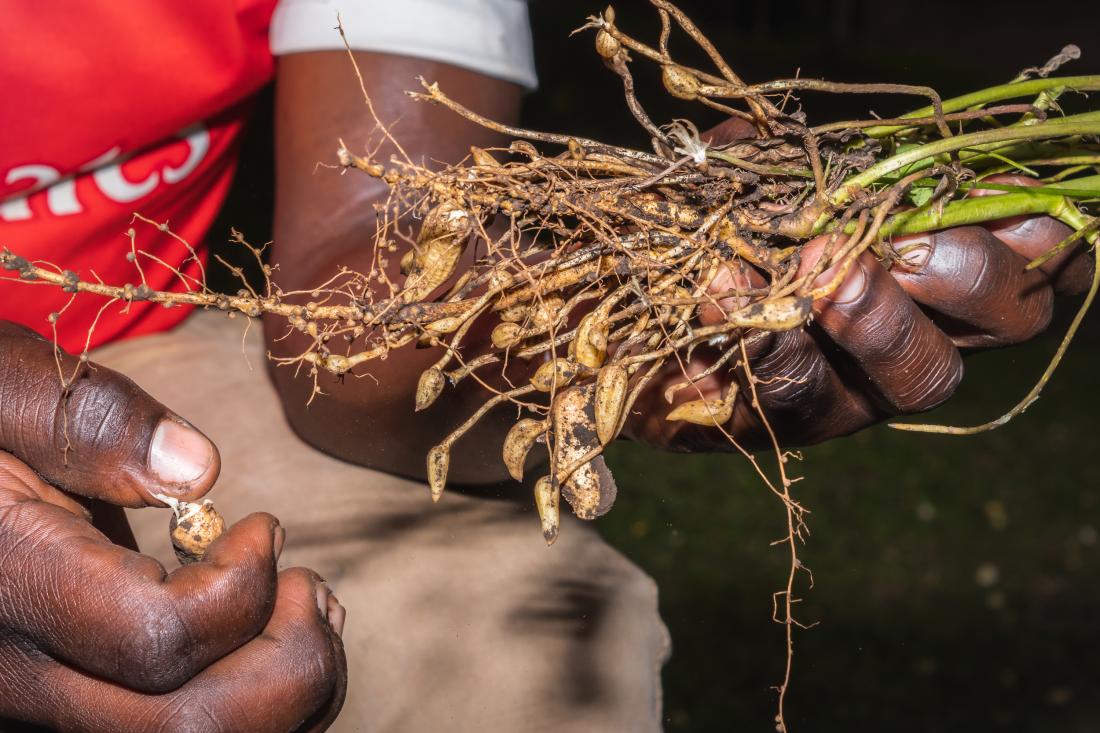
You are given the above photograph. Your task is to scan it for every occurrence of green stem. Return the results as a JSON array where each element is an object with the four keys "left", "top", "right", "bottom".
[
  {"left": 865, "top": 75, "right": 1100, "bottom": 138},
  {"left": 979, "top": 155, "right": 1100, "bottom": 178},
  {"left": 834, "top": 114, "right": 1100, "bottom": 206},
  {"left": 821, "top": 175, "right": 1100, "bottom": 239}
]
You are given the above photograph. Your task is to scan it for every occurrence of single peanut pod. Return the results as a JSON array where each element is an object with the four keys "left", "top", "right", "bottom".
[
  {"left": 427, "top": 444, "right": 450, "bottom": 502},
  {"left": 666, "top": 398, "right": 733, "bottom": 427},
  {"left": 491, "top": 321, "right": 524, "bottom": 349},
  {"left": 470, "top": 146, "right": 499, "bottom": 167},
  {"left": 594, "top": 364, "right": 629, "bottom": 445},
  {"left": 533, "top": 475, "right": 560, "bottom": 546},
  {"left": 404, "top": 202, "right": 472, "bottom": 300},
  {"left": 531, "top": 358, "right": 577, "bottom": 392},
  {"left": 552, "top": 386, "right": 617, "bottom": 520},
  {"left": 168, "top": 500, "right": 226, "bottom": 565},
  {"left": 415, "top": 367, "right": 446, "bottom": 412},
  {"left": 570, "top": 312, "right": 608, "bottom": 369},
  {"left": 502, "top": 418, "right": 546, "bottom": 482},
  {"left": 594, "top": 29, "right": 621, "bottom": 60},
  {"left": 561, "top": 457, "right": 618, "bottom": 522},
  {"left": 423, "top": 316, "right": 463, "bottom": 336},
  {"left": 662, "top": 64, "right": 701, "bottom": 101},
  {"left": 567, "top": 138, "right": 587, "bottom": 161},
  {"left": 726, "top": 296, "right": 811, "bottom": 332},
  {"left": 531, "top": 297, "right": 565, "bottom": 329}
]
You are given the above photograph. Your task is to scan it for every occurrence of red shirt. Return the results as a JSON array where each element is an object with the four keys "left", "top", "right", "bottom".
[{"left": 0, "top": 1, "right": 277, "bottom": 352}]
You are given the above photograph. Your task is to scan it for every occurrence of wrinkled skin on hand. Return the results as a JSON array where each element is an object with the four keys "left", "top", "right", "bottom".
[
  {"left": 0, "top": 324, "right": 347, "bottom": 732},
  {"left": 627, "top": 119, "right": 1096, "bottom": 451}
]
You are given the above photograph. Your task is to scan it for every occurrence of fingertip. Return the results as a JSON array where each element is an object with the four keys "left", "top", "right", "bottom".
[{"left": 202, "top": 512, "right": 282, "bottom": 567}]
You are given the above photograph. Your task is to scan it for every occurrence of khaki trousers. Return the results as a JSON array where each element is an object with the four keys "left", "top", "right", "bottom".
[{"left": 93, "top": 313, "right": 670, "bottom": 733}]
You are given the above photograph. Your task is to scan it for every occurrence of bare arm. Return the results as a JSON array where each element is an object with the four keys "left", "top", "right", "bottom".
[{"left": 268, "top": 51, "right": 524, "bottom": 483}]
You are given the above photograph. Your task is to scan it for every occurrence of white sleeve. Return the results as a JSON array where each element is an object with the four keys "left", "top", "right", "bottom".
[{"left": 270, "top": 0, "right": 537, "bottom": 90}]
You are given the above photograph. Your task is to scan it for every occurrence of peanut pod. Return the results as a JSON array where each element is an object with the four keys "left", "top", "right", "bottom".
[
  {"left": 427, "top": 444, "right": 450, "bottom": 502},
  {"left": 402, "top": 202, "right": 473, "bottom": 302},
  {"left": 415, "top": 367, "right": 446, "bottom": 412},
  {"left": 502, "top": 418, "right": 547, "bottom": 482},
  {"left": 726, "top": 295, "right": 812, "bottom": 331},
  {"left": 531, "top": 358, "right": 579, "bottom": 392},
  {"left": 594, "top": 363, "right": 630, "bottom": 445},
  {"left": 533, "top": 475, "right": 561, "bottom": 546},
  {"left": 551, "top": 385, "right": 617, "bottom": 519}
]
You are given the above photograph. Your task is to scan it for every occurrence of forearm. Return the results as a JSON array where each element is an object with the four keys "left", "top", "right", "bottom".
[{"left": 268, "top": 50, "right": 524, "bottom": 482}]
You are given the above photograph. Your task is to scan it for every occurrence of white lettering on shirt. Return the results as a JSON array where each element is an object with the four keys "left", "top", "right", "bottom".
[{"left": 0, "top": 124, "right": 210, "bottom": 221}]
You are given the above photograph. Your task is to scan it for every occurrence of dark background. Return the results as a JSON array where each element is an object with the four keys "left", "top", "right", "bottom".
[{"left": 213, "top": 2, "right": 1100, "bottom": 730}]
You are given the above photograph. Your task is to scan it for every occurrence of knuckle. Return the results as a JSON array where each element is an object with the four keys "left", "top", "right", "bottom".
[
  {"left": 751, "top": 329, "right": 828, "bottom": 407},
  {"left": 64, "top": 368, "right": 156, "bottom": 465},
  {"left": 999, "top": 287, "right": 1054, "bottom": 343},
  {"left": 891, "top": 343, "right": 964, "bottom": 413}
]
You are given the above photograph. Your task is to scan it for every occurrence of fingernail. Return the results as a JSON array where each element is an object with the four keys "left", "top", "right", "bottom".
[
  {"left": 895, "top": 236, "right": 933, "bottom": 271},
  {"left": 328, "top": 595, "right": 346, "bottom": 637},
  {"left": 825, "top": 261, "right": 868, "bottom": 304},
  {"left": 990, "top": 214, "right": 1035, "bottom": 238},
  {"left": 316, "top": 583, "right": 331, "bottom": 617},
  {"left": 149, "top": 418, "right": 216, "bottom": 488},
  {"left": 273, "top": 525, "right": 286, "bottom": 560}
]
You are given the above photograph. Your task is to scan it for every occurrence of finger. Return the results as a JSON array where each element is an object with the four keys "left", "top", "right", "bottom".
[
  {"left": 0, "top": 322, "right": 219, "bottom": 507},
  {"left": 969, "top": 174, "right": 1094, "bottom": 294},
  {"left": 0, "top": 449, "right": 91, "bottom": 518},
  {"left": 626, "top": 328, "right": 880, "bottom": 451},
  {"left": 804, "top": 239, "right": 964, "bottom": 413},
  {"left": 731, "top": 327, "right": 882, "bottom": 447},
  {"left": 0, "top": 467, "right": 281, "bottom": 693},
  {"left": 698, "top": 260, "right": 766, "bottom": 326},
  {"left": 654, "top": 259, "right": 880, "bottom": 448},
  {"left": 890, "top": 226, "right": 1054, "bottom": 347},
  {"left": 0, "top": 568, "right": 347, "bottom": 733}
]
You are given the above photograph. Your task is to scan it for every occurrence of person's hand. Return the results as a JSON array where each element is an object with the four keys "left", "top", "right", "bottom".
[
  {"left": 626, "top": 121, "right": 1095, "bottom": 452},
  {"left": 0, "top": 323, "right": 347, "bottom": 731}
]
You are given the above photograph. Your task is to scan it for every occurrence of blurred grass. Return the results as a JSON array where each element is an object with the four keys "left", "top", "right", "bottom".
[{"left": 598, "top": 308, "right": 1100, "bottom": 731}]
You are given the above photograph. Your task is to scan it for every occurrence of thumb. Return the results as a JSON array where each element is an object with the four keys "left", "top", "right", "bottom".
[{"left": 0, "top": 322, "right": 219, "bottom": 507}]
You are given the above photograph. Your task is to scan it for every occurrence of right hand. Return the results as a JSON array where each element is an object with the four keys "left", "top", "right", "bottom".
[
  {"left": 626, "top": 122, "right": 1094, "bottom": 453},
  {"left": 0, "top": 322, "right": 347, "bottom": 732}
]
